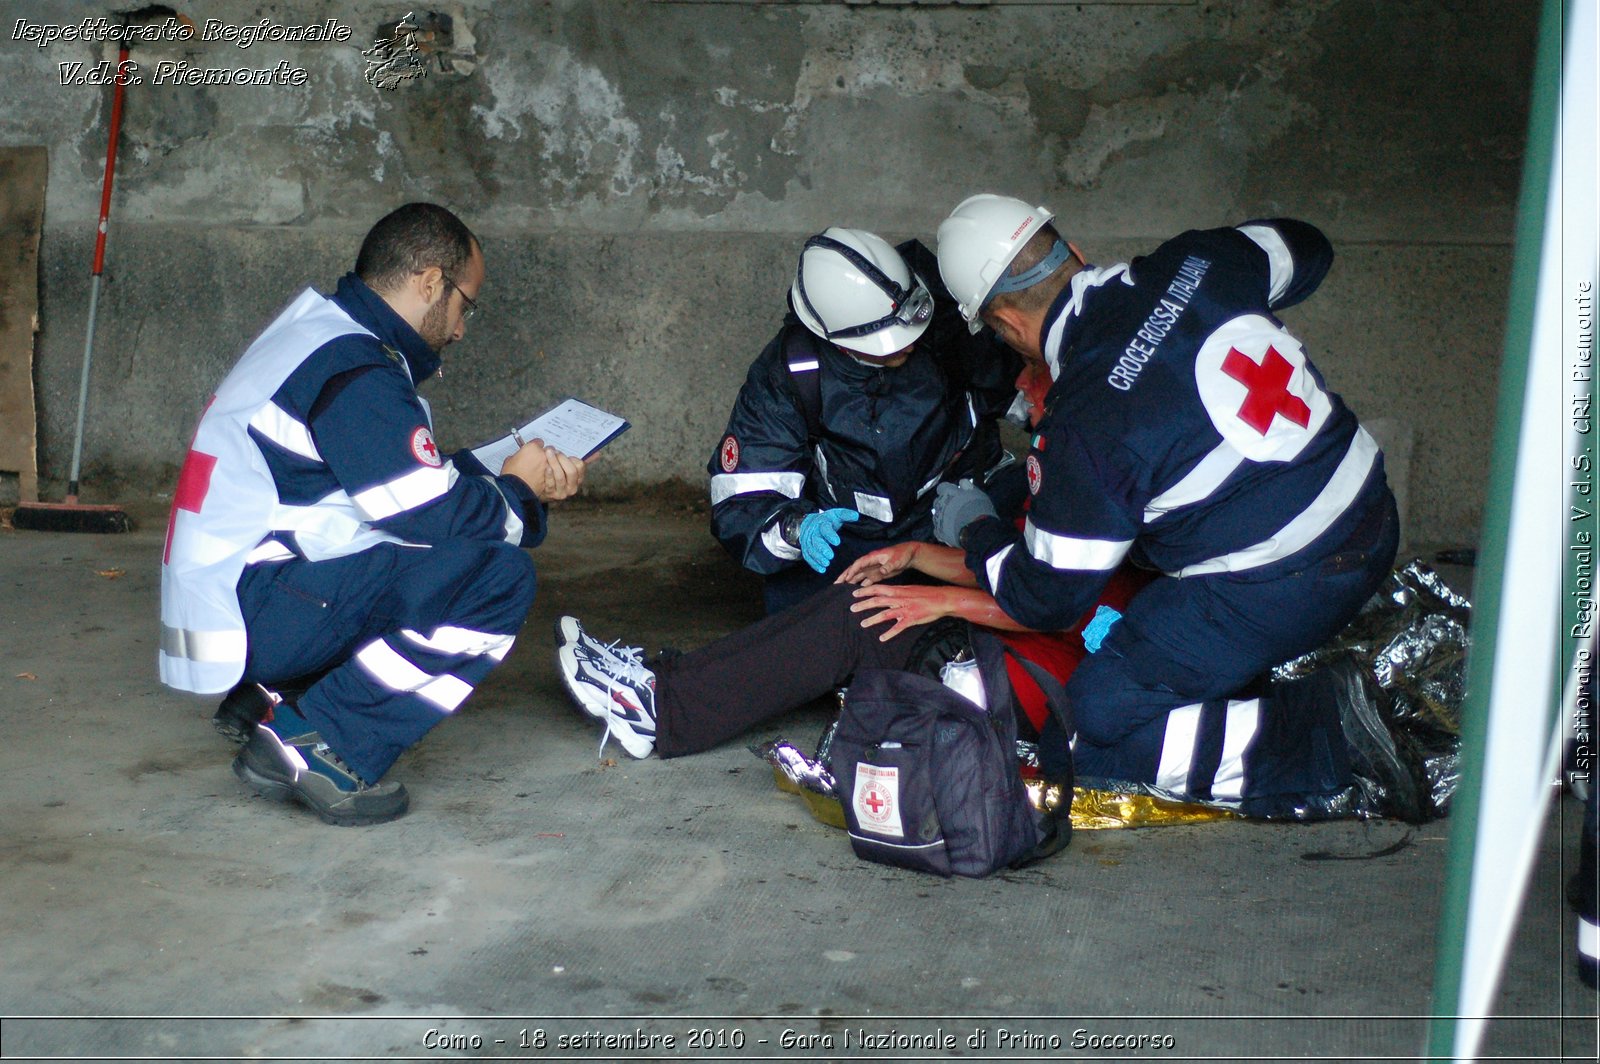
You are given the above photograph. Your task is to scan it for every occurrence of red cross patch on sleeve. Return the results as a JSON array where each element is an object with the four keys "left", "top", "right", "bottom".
[
  {"left": 410, "top": 426, "right": 442, "bottom": 467},
  {"left": 1193, "top": 315, "right": 1330, "bottom": 462},
  {"left": 719, "top": 434, "right": 740, "bottom": 473}
]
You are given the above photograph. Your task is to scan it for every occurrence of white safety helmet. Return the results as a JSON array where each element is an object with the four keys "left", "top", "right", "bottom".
[
  {"left": 937, "top": 194, "right": 1057, "bottom": 333},
  {"left": 790, "top": 228, "right": 935, "bottom": 358}
]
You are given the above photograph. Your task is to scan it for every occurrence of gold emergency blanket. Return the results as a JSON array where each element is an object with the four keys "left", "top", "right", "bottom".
[
  {"left": 767, "top": 758, "right": 1235, "bottom": 831},
  {"left": 755, "top": 558, "right": 1469, "bottom": 828}
]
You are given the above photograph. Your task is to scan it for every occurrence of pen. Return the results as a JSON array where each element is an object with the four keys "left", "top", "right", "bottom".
[{"left": 510, "top": 425, "right": 526, "bottom": 447}]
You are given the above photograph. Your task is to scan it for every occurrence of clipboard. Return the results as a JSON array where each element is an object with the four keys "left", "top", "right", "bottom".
[{"left": 471, "top": 397, "right": 630, "bottom": 470}]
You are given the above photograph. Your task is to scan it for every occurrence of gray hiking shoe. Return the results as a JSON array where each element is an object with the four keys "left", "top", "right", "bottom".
[{"left": 232, "top": 724, "right": 409, "bottom": 826}]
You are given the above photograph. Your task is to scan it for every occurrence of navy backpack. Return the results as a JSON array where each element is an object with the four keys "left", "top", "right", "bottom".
[{"left": 830, "top": 628, "right": 1074, "bottom": 877}]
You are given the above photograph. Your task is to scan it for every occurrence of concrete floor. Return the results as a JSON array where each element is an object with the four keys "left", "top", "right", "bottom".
[{"left": 0, "top": 497, "right": 1594, "bottom": 1062}]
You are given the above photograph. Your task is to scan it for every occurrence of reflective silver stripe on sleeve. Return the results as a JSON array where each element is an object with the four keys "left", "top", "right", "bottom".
[
  {"left": 267, "top": 494, "right": 403, "bottom": 560},
  {"left": 161, "top": 624, "right": 249, "bottom": 664},
  {"left": 788, "top": 359, "right": 820, "bottom": 373},
  {"left": 709, "top": 471, "right": 807, "bottom": 506},
  {"left": 761, "top": 519, "right": 803, "bottom": 561},
  {"left": 1023, "top": 517, "right": 1133, "bottom": 572},
  {"left": 1143, "top": 442, "right": 1245, "bottom": 523},
  {"left": 247, "top": 401, "right": 321, "bottom": 461},
  {"left": 350, "top": 463, "right": 459, "bottom": 521},
  {"left": 984, "top": 542, "right": 1014, "bottom": 593},
  {"left": 1238, "top": 224, "right": 1294, "bottom": 305},
  {"left": 486, "top": 477, "right": 525, "bottom": 544},
  {"left": 1171, "top": 427, "right": 1379, "bottom": 577}
]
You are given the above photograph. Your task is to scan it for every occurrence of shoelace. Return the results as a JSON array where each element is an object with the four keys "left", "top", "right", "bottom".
[
  {"left": 578, "top": 630, "right": 649, "bottom": 761},
  {"left": 583, "top": 635, "right": 650, "bottom": 684},
  {"left": 312, "top": 741, "right": 369, "bottom": 790}
]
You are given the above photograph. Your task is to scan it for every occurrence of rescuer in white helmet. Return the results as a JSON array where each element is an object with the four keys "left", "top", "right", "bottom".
[
  {"left": 926, "top": 193, "right": 1411, "bottom": 817},
  {"left": 708, "top": 227, "right": 1020, "bottom": 614}
]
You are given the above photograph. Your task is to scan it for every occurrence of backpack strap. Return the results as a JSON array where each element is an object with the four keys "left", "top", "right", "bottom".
[
  {"left": 1005, "top": 650, "right": 1075, "bottom": 740},
  {"left": 969, "top": 629, "right": 1075, "bottom": 744},
  {"left": 966, "top": 629, "right": 1075, "bottom": 864},
  {"left": 780, "top": 327, "right": 825, "bottom": 444}
]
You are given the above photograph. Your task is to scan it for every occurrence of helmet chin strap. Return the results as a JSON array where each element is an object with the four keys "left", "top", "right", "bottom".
[{"left": 837, "top": 346, "right": 906, "bottom": 368}]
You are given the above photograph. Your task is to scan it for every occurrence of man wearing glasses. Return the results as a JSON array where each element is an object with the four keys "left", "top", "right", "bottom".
[
  {"left": 709, "top": 228, "right": 1019, "bottom": 614},
  {"left": 160, "top": 202, "right": 585, "bottom": 826}
]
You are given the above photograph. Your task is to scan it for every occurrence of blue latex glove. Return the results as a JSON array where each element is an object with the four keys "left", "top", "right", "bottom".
[
  {"left": 1082, "top": 604, "right": 1122, "bottom": 653},
  {"left": 931, "top": 479, "right": 999, "bottom": 547},
  {"left": 798, "top": 508, "right": 859, "bottom": 573}
]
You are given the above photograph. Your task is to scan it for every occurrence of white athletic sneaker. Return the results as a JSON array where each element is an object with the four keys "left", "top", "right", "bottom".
[{"left": 554, "top": 616, "right": 658, "bottom": 759}]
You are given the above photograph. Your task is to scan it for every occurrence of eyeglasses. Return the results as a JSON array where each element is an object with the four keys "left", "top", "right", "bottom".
[
  {"left": 442, "top": 275, "right": 480, "bottom": 322},
  {"left": 796, "top": 234, "right": 934, "bottom": 341}
]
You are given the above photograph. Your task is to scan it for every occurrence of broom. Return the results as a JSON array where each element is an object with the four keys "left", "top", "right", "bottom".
[{"left": 12, "top": 38, "right": 134, "bottom": 534}]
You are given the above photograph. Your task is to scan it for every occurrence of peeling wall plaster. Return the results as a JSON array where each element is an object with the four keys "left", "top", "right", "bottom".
[{"left": 0, "top": 0, "right": 1541, "bottom": 546}]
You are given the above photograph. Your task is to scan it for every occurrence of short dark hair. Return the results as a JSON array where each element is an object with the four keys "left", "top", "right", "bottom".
[
  {"left": 355, "top": 203, "right": 479, "bottom": 294},
  {"left": 985, "top": 222, "right": 1072, "bottom": 319}
]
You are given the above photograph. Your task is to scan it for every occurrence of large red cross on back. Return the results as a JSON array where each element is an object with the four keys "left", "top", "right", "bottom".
[
  {"left": 1221, "top": 345, "right": 1311, "bottom": 435},
  {"left": 163, "top": 449, "right": 217, "bottom": 564},
  {"left": 163, "top": 398, "right": 219, "bottom": 565}
]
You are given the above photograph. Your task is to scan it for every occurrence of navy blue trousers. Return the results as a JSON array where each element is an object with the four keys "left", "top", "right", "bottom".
[
  {"left": 1070, "top": 491, "right": 1399, "bottom": 803},
  {"left": 237, "top": 539, "right": 537, "bottom": 782}
]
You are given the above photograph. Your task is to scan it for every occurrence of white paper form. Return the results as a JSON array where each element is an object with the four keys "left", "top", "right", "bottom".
[{"left": 470, "top": 397, "right": 630, "bottom": 472}]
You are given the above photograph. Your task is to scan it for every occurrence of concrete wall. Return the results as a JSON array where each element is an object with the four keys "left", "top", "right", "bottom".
[{"left": 0, "top": 0, "right": 1537, "bottom": 547}]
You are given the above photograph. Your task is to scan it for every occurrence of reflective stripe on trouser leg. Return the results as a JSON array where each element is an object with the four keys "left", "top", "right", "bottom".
[
  {"left": 304, "top": 623, "right": 516, "bottom": 781},
  {"left": 1067, "top": 493, "right": 1397, "bottom": 800},
  {"left": 1155, "top": 699, "right": 1261, "bottom": 804},
  {"left": 1076, "top": 687, "right": 1354, "bottom": 808},
  {"left": 241, "top": 539, "right": 538, "bottom": 783},
  {"left": 1234, "top": 681, "right": 1352, "bottom": 814}
]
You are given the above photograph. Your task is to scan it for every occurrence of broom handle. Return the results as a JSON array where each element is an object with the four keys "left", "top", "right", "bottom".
[{"left": 67, "top": 44, "right": 129, "bottom": 501}]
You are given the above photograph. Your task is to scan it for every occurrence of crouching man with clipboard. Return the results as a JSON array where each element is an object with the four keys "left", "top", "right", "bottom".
[{"left": 160, "top": 203, "right": 622, "bottom": 827}]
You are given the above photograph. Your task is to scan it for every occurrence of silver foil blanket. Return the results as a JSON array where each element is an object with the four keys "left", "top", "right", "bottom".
[
  {"left": 1271, "top": 558, "right": 1470, "bottom": 818},
  {"left": 754, "top": 737, "right": 839, "bottom": 798},
  {"left": 756, "top": 560, "right": 1470, "bottom": 825}
]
